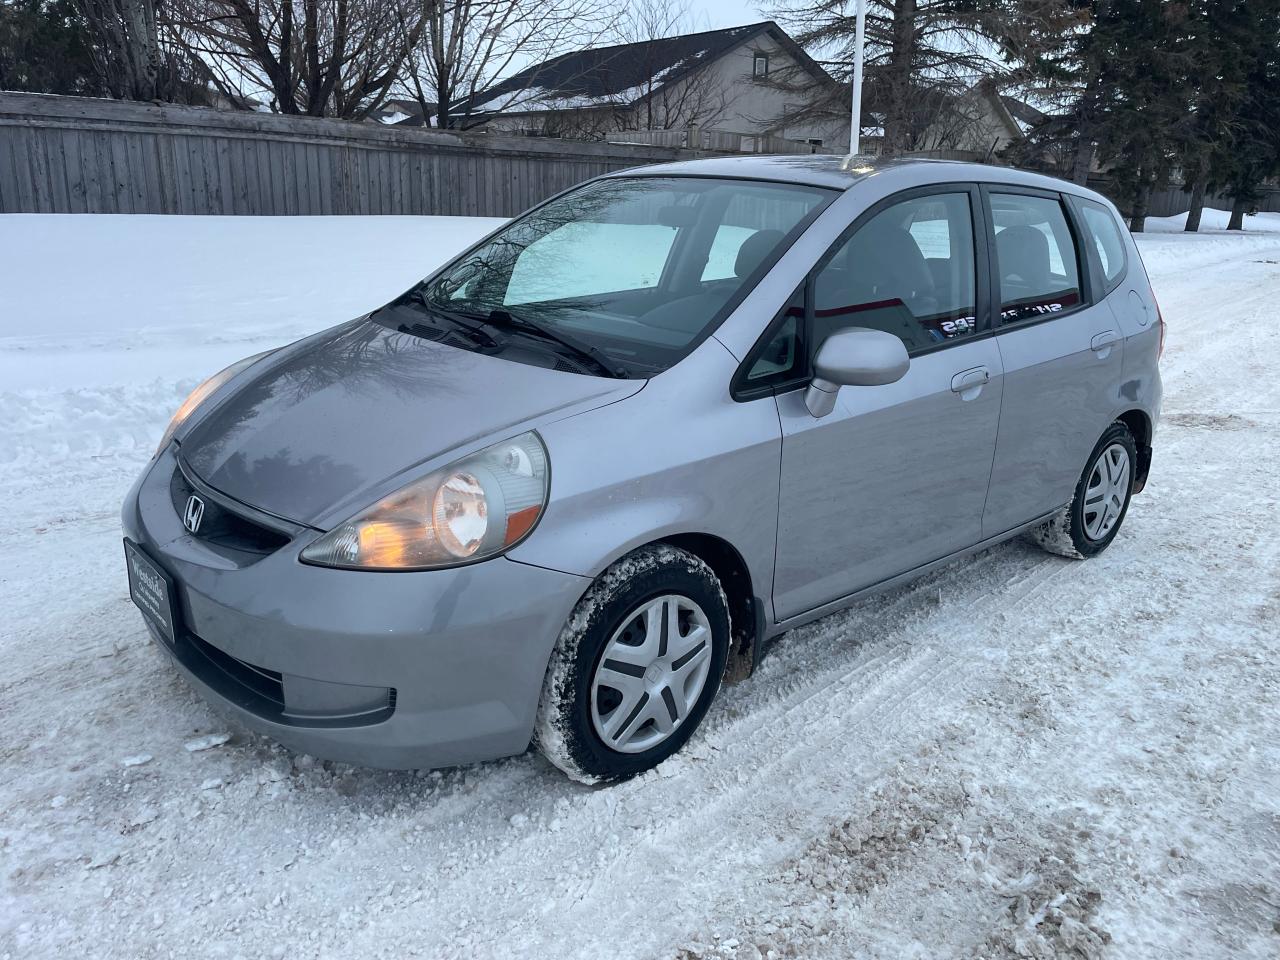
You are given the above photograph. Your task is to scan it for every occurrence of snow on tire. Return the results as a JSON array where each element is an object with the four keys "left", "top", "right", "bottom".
[
  {"left": 1030, "top": 421, "right": 1138, "bottom": 560},
  {"left": 534, "top": 544, "right": 730, "bottom": 784}
]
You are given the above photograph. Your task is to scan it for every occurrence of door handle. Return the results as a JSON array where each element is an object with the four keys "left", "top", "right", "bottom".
[
  {"left": 1090, "top": 331, "right": 1119, "bottom": 355},
  {"left": 950, "top": 366, "right": 991, "bottom": 394}
]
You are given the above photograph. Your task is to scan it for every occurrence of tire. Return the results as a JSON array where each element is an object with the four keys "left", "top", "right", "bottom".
[
  {"left": 534, "top": 544, "right": 730, "bottom": 783},
  {"left": 1031, "top": 422, "right": 1138, "bottom": 559}
]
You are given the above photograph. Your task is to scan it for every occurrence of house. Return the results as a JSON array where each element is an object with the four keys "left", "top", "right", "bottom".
[
  {"left": 843, "top": 80, "right": 1041, "bottom": 161},
  {"left": 371, "top": 98, "right": 436, "bottom": 126},
  {"left": 455, "top": 21, "right": 850, "bottom": 151},
  {"left": 910, "top": 81, "right": 1044, "bottom": 161}
]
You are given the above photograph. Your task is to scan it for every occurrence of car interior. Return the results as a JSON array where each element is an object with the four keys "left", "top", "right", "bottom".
[{"left": 989, "top": 195, "right": 1082, "bottom": 320}]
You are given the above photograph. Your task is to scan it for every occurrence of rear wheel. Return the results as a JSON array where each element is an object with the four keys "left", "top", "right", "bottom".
[
  {"left": 534, "top": 545, "right": 730, "bottom": 783},
  {"left": 1031, "top": 422, "right": 1137, "bottom": 559}
]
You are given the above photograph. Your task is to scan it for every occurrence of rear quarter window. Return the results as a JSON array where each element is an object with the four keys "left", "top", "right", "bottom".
[{"left": 1078, "top": 199, "right": 1128, "bottom": 292}]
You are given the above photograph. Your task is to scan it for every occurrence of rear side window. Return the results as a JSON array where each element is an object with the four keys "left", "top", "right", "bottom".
[
  {"left": 990, "top": 193, "right": 1082, "bottom": 323},
  {"left": 1078, "top": 199, "right": 1128, "bottom": 290},
  {"left": 811, "top": 191, "right": 978, "bottom": 354}
]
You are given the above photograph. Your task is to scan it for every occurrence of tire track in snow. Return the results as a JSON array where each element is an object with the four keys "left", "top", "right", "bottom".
[{"left": 331, "top": 550, "right": 1042, "bottom": 958}]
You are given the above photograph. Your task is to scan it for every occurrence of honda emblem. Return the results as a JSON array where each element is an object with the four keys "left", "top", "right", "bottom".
[{"left": 183, "top": 494, "right": 205, "bottom": 534}]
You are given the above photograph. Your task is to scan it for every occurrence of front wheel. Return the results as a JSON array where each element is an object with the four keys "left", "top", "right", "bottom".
[
  {"left": 534, "top": 545, "right": 730, "bottom": 783},
  {"left": 1031, "top": 422, "right": 1138, "bottom": 559}
]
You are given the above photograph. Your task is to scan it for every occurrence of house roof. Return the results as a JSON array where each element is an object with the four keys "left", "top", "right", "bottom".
[
  {"left": 373, "top": 98, "right": 437, "bottom": 125},
  {"left": 459, "top": 21, "right": 833, "bottom": 118},
  {"left": 1000, "top": 96, "right": 1047, "bottom": 132}
]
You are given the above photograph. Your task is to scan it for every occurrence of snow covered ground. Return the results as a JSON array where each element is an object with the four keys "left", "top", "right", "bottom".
[{"left": 2, "top": 210, "right": 1279, "bottom": 959}]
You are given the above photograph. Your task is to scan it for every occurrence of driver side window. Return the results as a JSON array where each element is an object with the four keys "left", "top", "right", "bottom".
[
  {"left": 740, "top": 191, "right": 978, "bottom": 391},
  {"left": 812, "top": 192, "right": 977, "bottom": 355}
]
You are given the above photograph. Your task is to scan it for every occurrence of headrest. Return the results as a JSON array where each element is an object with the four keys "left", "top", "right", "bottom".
[
  {"left": 849, "top": 225, "right": 933, "bottom": 296},
  {"left": 996, "top": 225, "right": 1052, "bottom": 288},
  {"left": 734, "top": 229, "right": 785, "bottom": 279}
]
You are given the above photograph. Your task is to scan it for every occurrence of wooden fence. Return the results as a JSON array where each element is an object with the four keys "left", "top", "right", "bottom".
[
  {"left": 1079, "top": 175, "right": 1280, "bottom": 219},
  {"left": 4, "top": 92, "right": 1277, "bottom": 221},
  {"left": 0, "top": 92, "right": 695, "bottom": 217},
  {"left": 607, "top": 127, "right": 833, "bottom": 156},
  {"left": 1137, "top": 181, "right": 1280, "bottom": 218}
]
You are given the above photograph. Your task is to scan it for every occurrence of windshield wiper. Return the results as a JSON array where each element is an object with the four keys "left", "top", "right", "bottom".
[
  {"left": 391, "top": 290, "right": 508, "bottom": 350},
  {"left": 386, "top": 292, "right": 630, "bottom": 378},
  {"left": 394, "top": 319, "right": 505, "bottom": 352},
  {"left": 485, "top": 309, "right": 630, "bottom": 378}
]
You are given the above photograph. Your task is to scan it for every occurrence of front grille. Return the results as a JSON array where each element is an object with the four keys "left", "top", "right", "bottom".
[{"left": 170, "top": 465, "right": 290, "bottom": 556}]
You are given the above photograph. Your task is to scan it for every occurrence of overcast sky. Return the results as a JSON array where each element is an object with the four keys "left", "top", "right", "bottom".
[{"left": 687, "top": 0, "right": 773, "bottom": 31}]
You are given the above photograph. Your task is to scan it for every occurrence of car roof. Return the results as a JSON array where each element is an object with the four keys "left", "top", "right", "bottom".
[{"left": 609, "top": 155, "right": 1102, "bottom": 201}]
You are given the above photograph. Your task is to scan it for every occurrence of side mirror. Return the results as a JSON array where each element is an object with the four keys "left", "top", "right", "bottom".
[{"left": 804, "top": 327, "right": 910, "bottom": 418}]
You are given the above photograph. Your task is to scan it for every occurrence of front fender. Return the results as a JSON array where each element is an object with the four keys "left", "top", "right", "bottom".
[{"left": 508, "top": 342, "right": 781, "bottom": 597}]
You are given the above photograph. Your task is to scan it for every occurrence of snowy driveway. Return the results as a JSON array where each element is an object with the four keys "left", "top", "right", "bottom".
[{"left": 2, "top": 212, "right": 1278, "bottom": 959}]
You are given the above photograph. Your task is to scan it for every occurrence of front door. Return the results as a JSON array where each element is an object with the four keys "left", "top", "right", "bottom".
[{"left": 767, "top": 187, "right": 1004, "bottom": 621}]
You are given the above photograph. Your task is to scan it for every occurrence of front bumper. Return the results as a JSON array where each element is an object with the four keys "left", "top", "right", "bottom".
[{"left": 123, "top": 446, "right": 590, "bottom": 769}]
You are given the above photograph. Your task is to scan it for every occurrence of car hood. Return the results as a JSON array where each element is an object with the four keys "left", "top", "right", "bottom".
[{"left": 180, "top": 321, "right": 641, "bottom": 526}]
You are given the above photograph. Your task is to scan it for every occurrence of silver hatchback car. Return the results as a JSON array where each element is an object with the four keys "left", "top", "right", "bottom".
[{"left": 123, "top": 157, "right": 1163, "bottom": 782}]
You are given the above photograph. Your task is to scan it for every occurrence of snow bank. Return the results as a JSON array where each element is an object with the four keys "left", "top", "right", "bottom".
[
  {"left": 1143, "top": 206, "right": 1280, "bottom": 233},
  {"left": 1131, "top": 208, "right": 1280, "bottom": 277},
  {"left": 0, "top": 214, "right": 503, "bottom": 391},
  {"left": 0, "top": 214, "right": 502, "bottom": 490}
]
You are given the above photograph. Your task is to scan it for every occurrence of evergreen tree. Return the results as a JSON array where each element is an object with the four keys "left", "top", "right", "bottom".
[
  {"left": 0, "top": 0, "right": 101, "bottom": 95},
  {"left": 1172, "top": 0, "right": 1277, "bottom": 231},
  {"left": 767, "top": 0, "right": 1078, "bottom": 155},
  {"left": 999, "top": 0, "right": 1097, "bottom": 183},
  {"left": 1090, "top": 0, "right": 1194, "bottom": 231},
  {"left": 1016, "top": 0, "right": 1279, "bottom": 231},
  {"left": 1209, "top": 0, "right": 1280, "bottom": 229}
]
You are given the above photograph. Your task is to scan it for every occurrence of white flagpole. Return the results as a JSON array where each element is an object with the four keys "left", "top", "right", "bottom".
[{"left": 849, "top": 0, "right": 866, "bottom": 154}]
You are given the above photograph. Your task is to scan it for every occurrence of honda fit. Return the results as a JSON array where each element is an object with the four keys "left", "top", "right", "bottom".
[{"left": 123, "top": 156, "right": 1163, "bottom": 782}]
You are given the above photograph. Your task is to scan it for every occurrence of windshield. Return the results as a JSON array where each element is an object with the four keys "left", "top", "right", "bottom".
[{"left": 384, "top": 176, "right": 833, "bottom": 377}]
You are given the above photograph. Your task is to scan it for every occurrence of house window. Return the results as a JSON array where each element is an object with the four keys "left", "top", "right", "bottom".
[{"left": 753, "top": 53, "right": 769, "bottom": 78}]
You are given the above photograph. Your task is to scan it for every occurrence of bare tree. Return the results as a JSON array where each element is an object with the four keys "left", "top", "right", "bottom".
[
  {"left": 168, "top": 0, "right": 425, "bottom": 119},
  {"left": 76, "top": 0, "right": 188, "bottom": 100},
  {"left": 398, "top": 0, "right": 608, "bottom": 129}
]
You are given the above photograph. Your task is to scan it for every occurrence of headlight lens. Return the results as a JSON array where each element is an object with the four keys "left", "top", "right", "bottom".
[
  {"left": 155, "top": 351, "right": 272, "bottom": 456},
  {"left": 300, "top": 432, "right": 549, "bottom": 571}
]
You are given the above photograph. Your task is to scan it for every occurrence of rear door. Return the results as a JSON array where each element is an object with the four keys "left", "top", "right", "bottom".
[
  {"left": 981, "top": 188, "right": 1125, "bottom": 536},
  {"left": 752, "top": 185, "right": 1005, "bottom": 621}
]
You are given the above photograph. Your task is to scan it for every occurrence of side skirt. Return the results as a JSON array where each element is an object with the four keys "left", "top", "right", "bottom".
[{"left": 763, "top": 508, "right": 1063, "bottom": 643}]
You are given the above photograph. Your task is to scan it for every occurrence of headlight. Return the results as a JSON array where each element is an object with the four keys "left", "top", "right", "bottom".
[
  {"left": 300, "top": 432, "right": 550, "bottom": 571},
  {"left": 155, "top": 351, "right": 272, "bottom": 456}
]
